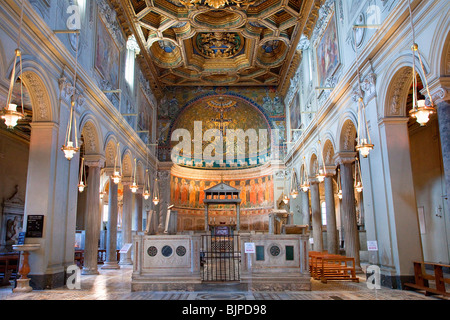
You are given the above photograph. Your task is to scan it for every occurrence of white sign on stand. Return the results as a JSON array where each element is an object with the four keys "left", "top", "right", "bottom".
[
  {"left": 244, "top": 242, "right": 255, "bottom": 254},
  {"left": 367, "top": 241, "right": 378, "bottom": 251},
  {"left": 119, "top": 243, "right": 132, "bottom": 253}
]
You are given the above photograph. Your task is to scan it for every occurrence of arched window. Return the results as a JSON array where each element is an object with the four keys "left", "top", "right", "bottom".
[{"left": 125, "top": 35, "right": 140, "bottom": 89}]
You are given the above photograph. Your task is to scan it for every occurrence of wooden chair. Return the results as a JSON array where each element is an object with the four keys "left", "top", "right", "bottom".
[{"left": 404, "top": 261, "right": 450, "bottom": 297}]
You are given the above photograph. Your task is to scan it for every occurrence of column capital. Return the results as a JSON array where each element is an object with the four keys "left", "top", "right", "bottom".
[
  {"left": 334, "top": 151, "right": 357, "bottom": 165},
  {"left": 84, "top": 154, "right": 105, "bottom": 168},
  {"left": 427, "top": 78, "right": 450, "bottom": 105},
  {"left": 324, "top": 165, "right": 337, "bottom": 176}
]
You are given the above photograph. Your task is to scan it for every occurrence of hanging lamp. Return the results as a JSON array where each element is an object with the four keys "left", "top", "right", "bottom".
[
  {"left": 300, "top": 156, "right": 310, "bottom": 192},
  {"left": 1, "top": 0, "right": 25, "bottom": 129},
  {"left": 336, "top": 167, "right": 343, "bottom": 200},
  {"left": 407, "top": 0, "right": 435, "bottom": 126},
  {"left": 152, "top": 177, "right": 160, "bottom": 205},
  {"left": 143, "top": 169, "right": 150, "bottom": 200},
  {"left": 130, "top": 158, "right": 138, "bottom": 193},
  {"left": 290, "top": 168, "right": 299, "bottom": 199},
  {"left": 316, "top": 140, "right": 326, "bottom": 182},
  {"left": 111, "top": 143, "right": 122, "bottom": 184},
  {"left": 78, "top": 157, "right": 87, "bottom": 192},
  {"left": 354, "top": 157, "right": 363, "bottom": 193},
  {"left": 61, "top": 32, "right": 80, "bottom": 160},
  {"left": 352, "top": 28, "right": 374, "bottom": 158}
]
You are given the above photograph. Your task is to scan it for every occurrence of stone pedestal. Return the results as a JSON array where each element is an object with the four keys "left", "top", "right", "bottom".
[{"left": 12, "top": 244, "right": 40, "bottom": 293}]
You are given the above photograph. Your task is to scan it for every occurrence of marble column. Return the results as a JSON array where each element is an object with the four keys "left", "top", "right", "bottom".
[
  {"left": 133, "top": 192, "right": 143, "bottom": 232},
  {"left": 119, "top": 183, "right": 133, "bottom": 265},
  {"left": 204, "top": 204, "right": 209, "bottom": 232},
  {"left": 102, "top": 175, "right": 120, "bottom": 269},
  {"left": 310, "top": 181, "right": 323, "bottom": 252},
  {"left": 82, "top": 157, "right": 104, "bottom": 275},
  {"left": 301, "top": 189, "right": 310, "bottom": 226},
  {"left": 336, "top": 153, "right": 361, "bottom": 270},
  {"left": 236, "top": 203, "right": 240, "bottom": 232},
  {"left": 324, "top": 169, "right": 339, "bottom": 255},
  {"left": 437, "top": 100, "right": 450, "bottom": 211}
]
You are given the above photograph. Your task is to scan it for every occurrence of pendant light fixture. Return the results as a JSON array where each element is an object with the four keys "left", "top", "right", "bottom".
[
  {"left": 130, "top": 158, "right": 138, "bottom": 193},
  {"left": 78, "top": 157, "right": 87, "bottom": 193},
  {"left": 111, "top": 143, "right": 122, "bottom": 184},
  {"left": 290, "top": 168, "right": 299, "bottom": 199},
  {"left": 300, "top": 156, "right": 310, "bottom": 192},
  {"left": 61, "top": 32, "right": 80, "bottom": 160},
  {"left": 354, "top": 157, "right": 363, "bottom": 193},
  {"left": 316, "top": 140, "right": 326, "bottom": 183},
  {"left": 143, "top": 169, "right": 150, "bottom": 200},
  {"left": 352, "top": 28, "right": 374, "bottom": 158},
  {"left": 152, "top": 177, "right": 160, "bottom": 206},
  {"left": 407, "top": 0, "right": 435, "bottom": 126},
  {"left": 336, "top": 167, "right": 343, "bottom": 200},
  {"left": 1, "top": 0, "right": 25, "bottom": 129},
  {"left": 282, "top": 173, "right": 290, "bottom": 205}
]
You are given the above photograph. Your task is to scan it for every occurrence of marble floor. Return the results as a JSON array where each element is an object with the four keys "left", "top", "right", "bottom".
[{"left": 0, "top": 266, "right": 444, "bottom": 301}]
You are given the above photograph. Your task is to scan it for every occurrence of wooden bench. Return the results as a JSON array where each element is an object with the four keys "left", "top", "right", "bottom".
[
  {"left": 309, "top": 251, "right": 359, "bottom": 283},
  {"left": 404, "top": 261, "right": 450, "bottom": 297},
  {"left": 74, "top": 249, "right": 121, "bottom": 267},
  {"left": 0, "top": 253, "right": 20, "bottom": 286}
]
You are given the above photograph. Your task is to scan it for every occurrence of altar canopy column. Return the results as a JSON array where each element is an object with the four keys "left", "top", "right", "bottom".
[
  {"left": 324, "top": 168, "right": 339, "bottom": 254},
  {"left": 82, "top": 156, "right": 105, "bottom": 275},
  {"left": 204, "top": 204, "right": 209, "bottom": 232},
  {"left": 236, "top": 203, "right": 240, "bottom": 232},
  {"left": 335, "top": 152, "right": 360, "bottom": 270},
  {"left": 310, "top": 180, "right": 323, "bottom": 252},
  {"left": 120, "top": 184, "right": 133, "bottom": 265},
  {"left": 301, "top": 189, "right": 310, "bottom": 226},
  {"left": 102, "top": 175, "right": 120, "bottom": 269}
]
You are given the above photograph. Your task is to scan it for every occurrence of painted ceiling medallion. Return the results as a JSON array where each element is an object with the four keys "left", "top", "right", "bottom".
[
  {"left": 180, "top": 0, "right": 256, "bottom": 9},
  {"left": 196, "top": 33, "right": 243, "bottom": 58}
]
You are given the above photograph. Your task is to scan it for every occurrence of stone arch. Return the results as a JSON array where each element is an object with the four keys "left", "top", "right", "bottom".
[
  {"left": 337, "top": 119, "right": 357, "bottom": 152},
  {"left": 322, "top": 139, "right": 336, "bottom": 166},
  {"left": 429, "top": 8, "right": 450, "bottom": 77},
  {"left": 104, "top": 134, "right": 118, "bottom": 168},
  {"left": 122, "top": 149, "right": 133, "bottom": 178},
  {"left": 309, "top": 153, "right": 319, "bottom": 177},
  {"left": 79, "top": 114, "right": 103, "bottom": 156},
  {"left": 16, "top": 59, "right": 57, "bottom": 123}
]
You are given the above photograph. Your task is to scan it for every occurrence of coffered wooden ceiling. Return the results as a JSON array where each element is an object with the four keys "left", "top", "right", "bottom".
[{"left": 113, "top": 0, "right": 320, "bottom": 94}]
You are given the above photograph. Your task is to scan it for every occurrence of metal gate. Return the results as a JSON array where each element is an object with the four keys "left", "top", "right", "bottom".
[{"left": 200, "top": 235, "right": 241, "bottom": 282}]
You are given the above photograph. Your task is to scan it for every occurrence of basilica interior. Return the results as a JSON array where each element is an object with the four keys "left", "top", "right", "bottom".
[{"left": 0, "top": 0, "right": 449, "bottom": 301}]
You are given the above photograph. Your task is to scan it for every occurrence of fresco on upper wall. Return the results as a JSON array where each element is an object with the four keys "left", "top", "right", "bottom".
[
  {"left": 95, "top": 14, "right": 120, "bottom": 90},
  {"left": 316, "top": 12, "right": 340, "bottom": 88},
  {"left": 138, "top": 88, "right": 153, "bottom": 144}
]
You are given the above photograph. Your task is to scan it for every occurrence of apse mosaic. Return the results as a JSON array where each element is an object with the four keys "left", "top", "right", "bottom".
[{"left": 157, "top": 86, "right": 286, "bottom": 163}]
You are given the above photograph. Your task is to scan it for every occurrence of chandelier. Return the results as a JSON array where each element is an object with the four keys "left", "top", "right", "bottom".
[
  {"left": 353, "top": 28, "right": 374, "bottom": 158},
  {"left": 1, "top": 0, "right": 25, "bottom": 130},
  {"left": 290, "top": 168, "right": 299, "bottom": 199},
  {"left": 316, "top": 140, "right": 327, "bottom": 183},
  {"left": 78, "top": 157, "right": 87, "bottom": 193},
  {"left": 143, "top": 169, "right": 150, "bottom": 200},
  {"left": 300, "top": 156, "right": 310, "bottom": 192},
  {"left": 180, "top": 0, "right": 255, "bottom": 9},
  {"left": 130, "top": 158, "right": 138, "bottom": 193},
  {"left": 111, "top": 143, "right": 122, "bottom": 184},
  {"left": 152, "top": 177, "right": 160, "bottom": 206},
  {"left": 407, "top": 0, "right": 435, "bottom": 126},
  {"left": 354, "top": 157, "right": 363, "bottom": 193},
  {"left": 336, "top": 168, "right": 343, "bottom": 200},
  {"left": 61, "top": 33, "right": 80, "bottom": 160}
]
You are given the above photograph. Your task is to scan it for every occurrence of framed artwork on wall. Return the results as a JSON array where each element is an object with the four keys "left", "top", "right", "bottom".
[
  {"left": 315, "top": 11, "right": 340, "bottom": 88},
  {"left": 95, "top": 15, "right": 120, "bottom": 91}
]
